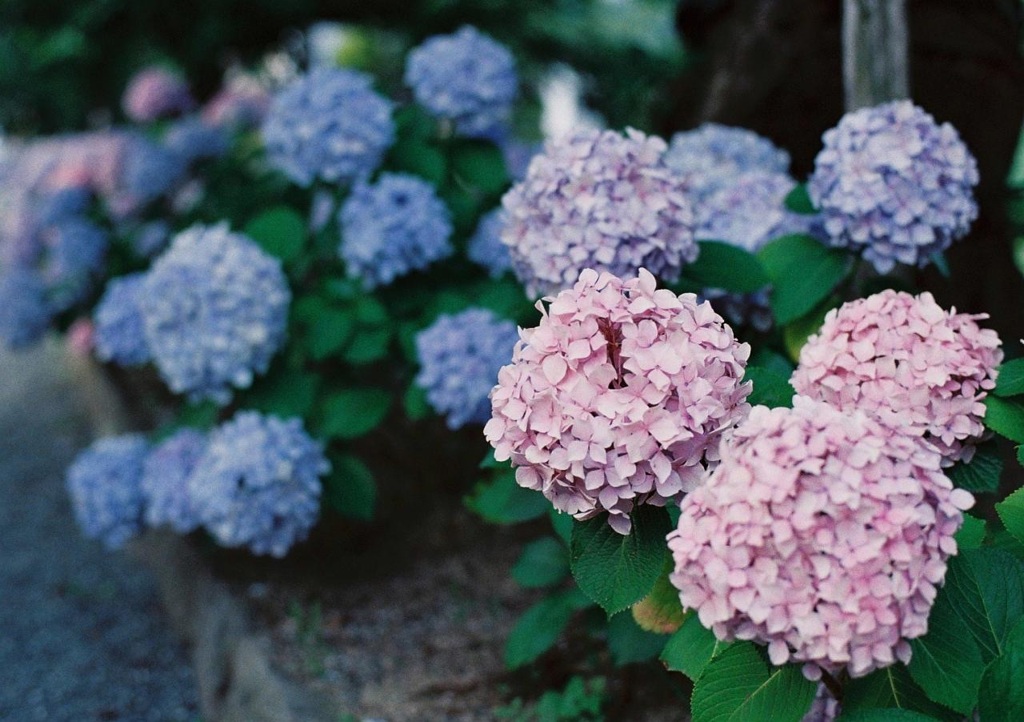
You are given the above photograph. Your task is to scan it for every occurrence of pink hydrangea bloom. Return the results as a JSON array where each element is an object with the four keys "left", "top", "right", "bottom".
[
  {"left": 500, "top": 128, "right": 697, "bottom": 299},
  {"left": 668, "top": 397, "right": 974, "bottom": 680},
  {"left": 791, "top": 290, "right": 1002, "bottom": 465},
  {"left": 122, "top": 67, "right": 194, "bottom": 123},
  {"left": 485, "top": 268, "right": 751, "bottom": 534}
]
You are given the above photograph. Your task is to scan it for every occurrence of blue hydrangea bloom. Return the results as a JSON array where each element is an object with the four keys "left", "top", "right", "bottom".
[
  {"left": 0, "top": 269, "right": 53, "bottom": 350},
  {"left": 467, "top": 209, "right": 512, "bottom": 278},
  {"left": 415, "top": 308, "right": 519, "bottom": 429},
  {"left": 664, "top": 123, "right": 791, "bottom": 201},
  {"left": 404, "top": 25, "right": 518, "bottom": 139},
  {"left": 808, "top": 100, "right": 979, "bottom": 274},
  {"left": 39, "top": 218, "right": 109, "bottom": 312},
  {"left": 141, "top": 428, "right": 207, "bottom": 533},
  {"left": 93, "top": 273, "right": 151, "bottom": 366},
  {"left": 139, "top": 223, "right": 291, "bottom": 405},
  {"left": 187, "top": 412, "right": 328, "bottom": 557},
  {"left": 262, "top": 68, "right": 394, "bottom": 187},
  {"left": 35, "top": 187, "right": 92, "bottom": 225},
  {"left": 123, "top": 136, "right": 187, "bottom": 204},
  {"left": 132, "top": 220, "right": 172, "bottom": 258},
  {"left": 164, "top": 118, "right": 229, "bottom": 166},
  {"left": 66, "top": 434, "right": 150, "bottom": 549},
  {"left": 338, "top": 172, "right": 453, "bottom": 288}
]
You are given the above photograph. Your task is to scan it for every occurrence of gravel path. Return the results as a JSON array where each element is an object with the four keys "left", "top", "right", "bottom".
[{"left": 0, "top": 342, "right": 200, "bottom": 722}]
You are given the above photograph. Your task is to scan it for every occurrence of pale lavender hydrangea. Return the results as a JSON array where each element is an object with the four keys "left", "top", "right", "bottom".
[
  {"left": 122, "top": 67, "right": 194, "bottom": 123},
  {"left": 808, "top": 100, "right": 979, "bottom": 274},
  {"left": 415, "top": 308, "right": 519, "bottom": 429},
  {"left": 0, "top": 270, "right": 53, "bottom": 349},
  {"left": 664, "top": 123, "right": 791, "bottom": 201},
  {"left": 791, "top": 290, "right": 1002, "bottom": 465},
  {"left": 668, "top": 398, "right": 974, "bottom": 679},
  {"left": 404, "top": 25, "right": 518, "bottom": 139},
  {"left": 139, "top": 223, "right": 291, "bottom": 405},
  {"left": 501, "top": 128, "right": 697, "bottom": 299},
  {"left": 486, "top": 269, "right": 751, "bottom": 534},
  {"left": 141, "top": 428, "right": 207, "bottom": 533},
  {"left": 66, "top": 434, "right": 150, "bottom": 549},
  {"left": 93, "top": 273, "right": 151, "bottom": 366},
  {"left": 187, "top": 412, "right": 328, "bottom": 557},
  {"left": 338, "top": 172, "right": 453, "bottom": 288},
  {"left": 467, "top": 209, "right": 512, "bottom": 278},
  {"left": 262, "top": 68, "right": 394, "bottom": 187}
]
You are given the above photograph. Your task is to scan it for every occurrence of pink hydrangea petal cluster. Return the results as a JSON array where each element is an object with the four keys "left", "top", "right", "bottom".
[
  {"left": 791, "top": 290, "right": 1002, "bottom": 465},
  {"left": 500, "top": 128, "right": 697, "bottom": 299},
  {"left": 122, "top": 66, "right": 195, "bottom": 123},
  {"left": 485, "top": 268, "right": 751, "bottom": 534},
  {"left": 668, "top": 397, "right": 974, "bottom": 679}
]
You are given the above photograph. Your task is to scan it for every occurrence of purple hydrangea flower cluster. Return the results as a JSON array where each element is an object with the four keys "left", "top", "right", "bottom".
[
  {"left": 139, "top": 223, "right": 291, "bottom": 404},
  {"left": 93, "top": 273, "right": 151, "bottom": 366},
  {"left": 338, "top": 172, "right": 453, "bottom": 288},
  {"left": 808, "top": 100, "right": 979, "bottom": 274},
  {"left": 141, "top": 428, "right": 207, "bottom": 533},
  {"left": 415, "top": 308, "right": 519, "bottom": 429},
  {"left": 467, "top": 209, "right": 513, "bottom": 279},
  {"left": 122, "top": 66, "right": 195, "bottom": 123},
  {"left": 404, "top": 25, "right": 518, "bottom": 139},
  {"left": 0, "top": 269, "right": 52, "bottom": 349},
  {"left": 262, "top": 68, "right": 394, "bottom": 187},
  {"left": 65, "top": 434, "right": 150, "bottom": 549},
  {"left": 501, "top": 128, "right": 697, "bottom": 299},
  {"left": 486, "top": 269, "right": 751, "bottom": 534},
  {"left": 187, "top": 412, "right": 328, "bottom": 557},
  {"left": 164, "top": 118, "right": 229, "bottom": 166},
  {"left": 664, "top": 123, "right": 791, "bottom": 200},
  {"left": 668, "top": 398, "right": 973, "bottom": 679}
]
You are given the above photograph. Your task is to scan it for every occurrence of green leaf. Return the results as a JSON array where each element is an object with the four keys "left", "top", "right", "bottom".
[
  {"left": 307, "top": 307, "right": 356, "bottom": 361},
  {"left": 242, "top": 369, "right": 319, "bottom": 419},
  {"left": 505, "top": 588, "right": 589, "bottom": 669},
  {"left": 343, "top": 327, "right": 392, "bottom": 364},
  {"left": 838, "top": 711, "right": 944, "bottom": 722},
  {"left": 956, "top": 514, "right": 986, "bottom": 550},
  {"left": 402, "top": 382, "right": 430, "bottom": 422},
  {"left": 947, "top": 440, "right": 1003, "bottom": 493},
  {"left": 512, "top": 537, "right": 570, "bottom": 589},
  {"left": 464, "top": 469, "right": 550, "bottom": 524},
  {"left": 244, "top": 206, "right": 306, "bottom": 262},
  {"left": 843, "top": 664, "right": 959, "bottom": 721},
  {"left": 322, "top": 454, "right": 376, "bottom": 521},
  {"left": 1018, "top": 444, "right": 1024, "bottom": 466},
  {"left": 758, "top": 234, "right": 852, "bottom": 325},
  {"left": 606, "top": 611, "right": 667, "bottom": 666},
  {"left": 943, "top": 548, "right": 1024, "bottom": 662},
  {"left": 661, "top": 611, "right": 730, "bottom": 681},
  {"left": 977, "top": 618, "right": 1024, "bottom": 722},
  {"left": 318, "top": 388, "right": 391, "bottom": 440},
  {"left": 784, "top": 183, "right": 816, "bottom": 215},
  {"left": 451, "top": 139, "right": 509, "bottom": 195},
  {"left": 997, "top": 487, "right": 1024, "bottom": 547},
  {"left": 393, "top": 104, "right": 437, "bottom": 140},
  {"left": 744, "top": 366, "right": 794, "bottom": 408},
  {"left": 632, "top": 564, "right": 687, "bottom": 634},
  {"left": 570, "top": 506, "right": 672, "bottom": 615},
  {"left": 750, "top": 348, "right": 795, "bottom": 377},
  {"left": 782, "top": 302, "right": 833, "bottom": 362},
  {"left": 907, "top": 594, "right": 985, "bottom": 714},
  {"left": 984, "top": 396, "right": 1024, "bottom": 443},
  {"left": 994, "top": 358, "right": 1024, "bottom": 397},
  {"left": 690, "top": 642, "right": 817, "bottom": 722},
  {"left": 683, "top": 241, "right": 770, "bottom": 294},
  {"left": 390, "top": 137, "right": 447, "bottom": 185},
  {"left": 549, "top": 508, "right": 574, "bottom": 545}
]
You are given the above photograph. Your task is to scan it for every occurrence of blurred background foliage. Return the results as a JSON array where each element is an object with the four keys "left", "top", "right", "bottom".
[{"left": 0, "top": 0, "right": 688, "bottom": 135}]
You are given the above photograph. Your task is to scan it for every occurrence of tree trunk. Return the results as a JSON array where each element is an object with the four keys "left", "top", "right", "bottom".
[{"left": 842, "top": 0, "right": 910, "bottom": 110}]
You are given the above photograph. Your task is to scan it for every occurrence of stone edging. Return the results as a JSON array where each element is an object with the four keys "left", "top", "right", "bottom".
[{"left": 65, "top": 348, "right": 339, "bottom": 722}]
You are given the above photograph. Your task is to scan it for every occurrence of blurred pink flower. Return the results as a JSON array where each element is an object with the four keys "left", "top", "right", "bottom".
[
  {"left": 122, "top": 66, "right": 194, "bottom": 123},
  {"left": 668, "top": 397, "right": 973, "bottom": 680},
  {"left": 791, "top": 289, "right": 1002, "bottom": 465},
  {"left": 485, "top": 268, "right": 751, "bottom": 533},
  {"left": 66, "top": 317, "right": 95, "bottom": 357}
]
